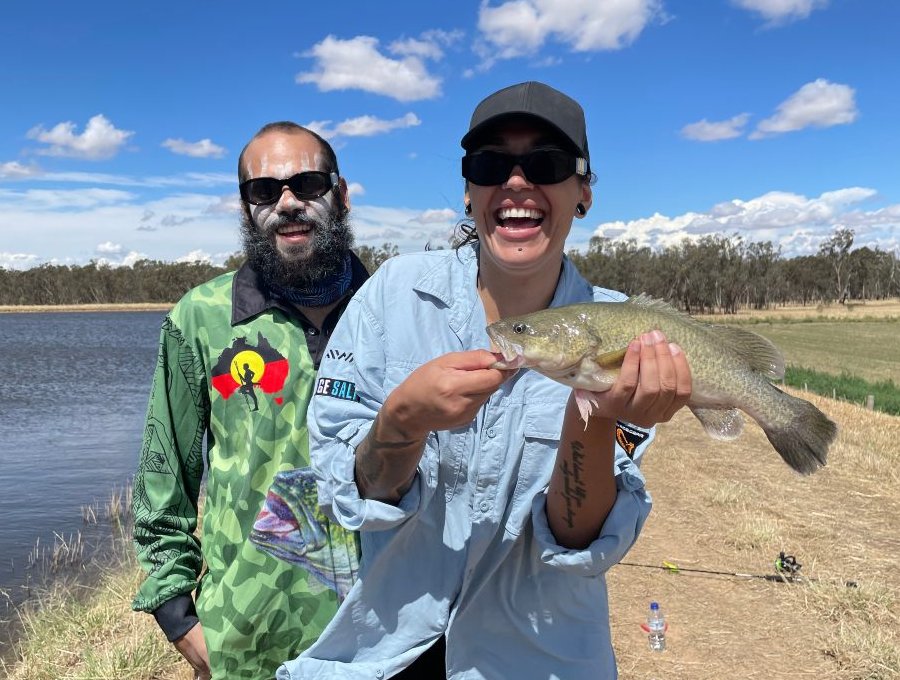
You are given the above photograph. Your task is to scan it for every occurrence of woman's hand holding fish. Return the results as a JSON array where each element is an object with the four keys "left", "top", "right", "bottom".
[
  {"left": 384, "top": 350, "right": 512, "bottom": 438},
  {"left": 586, "top": 330, "right": 691, "bottom": 428},
  {"left": 355, "top": 350, "right": 511, "bottom": 503}
]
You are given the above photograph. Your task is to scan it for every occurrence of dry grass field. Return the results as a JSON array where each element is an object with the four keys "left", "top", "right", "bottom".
[
  {"left": 609, "top": 390, "right": 900, "bottom": 679},
  {"left": 696, "top": 298, "right": 900, "bottom": 323}
]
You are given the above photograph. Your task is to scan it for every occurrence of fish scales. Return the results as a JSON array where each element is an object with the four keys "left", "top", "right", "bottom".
[{"left": 487, "top": 294, "right": 837, "bottom": 475}]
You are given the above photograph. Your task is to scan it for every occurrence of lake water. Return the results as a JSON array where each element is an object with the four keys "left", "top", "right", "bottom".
[{"left": 0, "top": 311, "right": 166, "bottom": 606}]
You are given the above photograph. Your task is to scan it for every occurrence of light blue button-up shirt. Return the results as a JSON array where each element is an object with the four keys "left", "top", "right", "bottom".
[{"left": 279, "top": 244, "right": 654, "bottom": 680}]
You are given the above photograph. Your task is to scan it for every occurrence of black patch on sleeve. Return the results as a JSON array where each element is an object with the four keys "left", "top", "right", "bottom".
[{"left": 616, "top": 421, "right": 649, "bottom": 459}]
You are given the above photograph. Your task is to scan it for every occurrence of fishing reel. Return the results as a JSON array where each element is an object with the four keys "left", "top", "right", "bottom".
[{"left": 774, "top": 551, "right": 802, "bottom": 581}]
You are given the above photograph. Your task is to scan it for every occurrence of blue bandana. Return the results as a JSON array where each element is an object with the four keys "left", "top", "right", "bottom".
[{"left": 269, "top": 254, "right": 352, "bottom": 308}]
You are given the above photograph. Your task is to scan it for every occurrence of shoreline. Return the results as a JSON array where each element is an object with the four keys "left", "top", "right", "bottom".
[{"left": 0, "top": 303, "right": 173, "bottom": 314}]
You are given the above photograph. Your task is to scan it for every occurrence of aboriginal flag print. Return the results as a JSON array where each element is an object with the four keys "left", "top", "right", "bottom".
[{"left": 211, "top": 333, "right": 289, "bottom": 406}]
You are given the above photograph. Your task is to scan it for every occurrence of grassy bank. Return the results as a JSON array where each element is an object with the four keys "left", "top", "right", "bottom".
[
  {"left": 1, "top": 550, "right": 188, "bottom": 680},
  {"left": 785, "top": 366, "right": 900, "bottom": 416},
  {"left": 0, "top": 303, "right": 172, "bottom": 314},
  {"left": 1, "top": 488, "right": 190, "bottom": 680}
]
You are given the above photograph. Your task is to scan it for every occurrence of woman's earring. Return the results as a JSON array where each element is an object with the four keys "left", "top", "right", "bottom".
[
  {"left": 575, "top": 203, "right": 586, "bottom": 217},
  {"left": 464, "top": 203, "right": 472, "bottom": 216}
]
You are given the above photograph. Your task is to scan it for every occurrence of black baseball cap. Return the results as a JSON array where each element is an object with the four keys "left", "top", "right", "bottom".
[{"left": 460, "top": 81, "right": 589, "bottom": 165}]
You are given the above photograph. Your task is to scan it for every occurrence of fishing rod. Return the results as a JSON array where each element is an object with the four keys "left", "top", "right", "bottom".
[{"left": 619, "top": 551, "right": 858, "bottom": 588}]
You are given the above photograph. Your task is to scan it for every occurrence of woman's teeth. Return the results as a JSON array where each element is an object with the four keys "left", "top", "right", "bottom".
[{"left": 498, "top": 207, "right": 544, "bottom": 221}]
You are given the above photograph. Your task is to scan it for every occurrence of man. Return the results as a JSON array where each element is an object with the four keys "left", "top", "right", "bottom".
[{"left": 132, "top": 121, "right": 368, "bottom": 680}]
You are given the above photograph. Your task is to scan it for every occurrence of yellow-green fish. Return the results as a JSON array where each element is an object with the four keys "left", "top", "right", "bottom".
[{"left": 487, "top": 294, "right": 837, "bottom": 475}]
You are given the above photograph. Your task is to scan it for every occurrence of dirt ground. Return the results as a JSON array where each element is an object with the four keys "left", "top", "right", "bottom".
[{"left": 607, "top": 392, "right": 900, "bottom": 679}]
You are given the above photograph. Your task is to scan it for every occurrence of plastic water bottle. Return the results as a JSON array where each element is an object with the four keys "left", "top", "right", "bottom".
[{"left": 647, "top": 601, "right": 666, "bottom": 651}]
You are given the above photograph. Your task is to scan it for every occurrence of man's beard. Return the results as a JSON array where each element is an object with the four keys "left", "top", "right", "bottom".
[{"left": 240, "top": 204, "right": 353, "bottom": 290}]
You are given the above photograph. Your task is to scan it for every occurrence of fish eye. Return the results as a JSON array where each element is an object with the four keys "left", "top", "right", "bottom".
[{"left": 513, "top": 323, "right": 526, "bottom": 334}]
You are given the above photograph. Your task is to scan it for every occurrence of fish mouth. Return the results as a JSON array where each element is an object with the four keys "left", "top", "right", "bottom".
[{"left": 487, "top": 328, "right": 527, "bottom": 369}]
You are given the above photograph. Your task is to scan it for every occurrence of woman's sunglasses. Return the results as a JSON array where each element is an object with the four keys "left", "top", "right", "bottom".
[
  {"left": 461, "top": 149, "right": 588, "bottom": 186},
  {"left": 239, "top": 171, "right": 339, "bottom": 206}
]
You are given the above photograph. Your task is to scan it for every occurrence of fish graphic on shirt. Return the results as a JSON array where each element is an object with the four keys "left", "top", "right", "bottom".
[{"left": 251, "top": 467, "right": 359, "bottom": 600}]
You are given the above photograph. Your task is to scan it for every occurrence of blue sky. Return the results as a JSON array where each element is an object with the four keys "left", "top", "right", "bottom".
[{"left": 1, "top": 0, "right": 898, "bottom": 269}]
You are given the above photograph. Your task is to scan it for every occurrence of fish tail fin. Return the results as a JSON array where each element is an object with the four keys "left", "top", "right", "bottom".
[{"left": 761, "top": 389, "right": 837, "bottom": 475}]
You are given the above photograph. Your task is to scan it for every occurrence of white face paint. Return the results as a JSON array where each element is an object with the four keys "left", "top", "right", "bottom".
[{"left": 242, "top": 131, "right": 340, "bottom": 254}]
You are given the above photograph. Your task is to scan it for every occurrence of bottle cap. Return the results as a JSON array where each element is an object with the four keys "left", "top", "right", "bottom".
[{"left": 650, "top": 601, "right": 659, "bottom": 610}]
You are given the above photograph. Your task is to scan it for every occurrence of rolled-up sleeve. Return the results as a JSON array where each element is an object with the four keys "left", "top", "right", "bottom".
[
  {"left": 308, "top": 286, "right": 423, "bottom": 532},
  {"left": 531, "top": 454, "right": 651, "bottom": 577}
]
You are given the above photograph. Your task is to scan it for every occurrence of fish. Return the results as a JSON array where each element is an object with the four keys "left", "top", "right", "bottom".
[
  {"left": 486, "top": 294, "right": 837, "bottom": 475},
  {"left": 250, "top": 467, "right": 359, "bottom": 600}
]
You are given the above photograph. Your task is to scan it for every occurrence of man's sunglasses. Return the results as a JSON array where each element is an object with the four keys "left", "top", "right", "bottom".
[
  {"left": 461, "top": 149, "right": 588, "bottom": 186},
  {"left": 239, "top": 171, "right": 339, "bottom": 206}
]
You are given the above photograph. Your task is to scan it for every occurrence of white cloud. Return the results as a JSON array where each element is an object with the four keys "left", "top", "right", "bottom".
[
  {"left": 0, "top": 189, "right": 242, "bottom": 267},
  {"left": 589, "top": 187, "right": 896, "bottom": 257},
  {"left": 204, "top": 194, "right": 241, "bottom": 214},
  {"left": 162, "top": 138, "right": 226, "bottom": 158},
  {"left": 681, "top": 113, "right": 751, "bottom": 141},
  {"left": 22, "top": 170, "right": 233, "bottom": 189},
  {"left": 411, "top": 208, "right": 458, "bottom": 224},
  {"left": 0, "top": 187, "right": 136, "bottom": 210},
  {"left": 307, "top": 113, "right": 421, "bottom": 140},
  {"left": 751, "top": 79, "right": 857, "bottom": 139},
  {"left": 390, "top": 29, "right": 464, "bottom": 60},
  {"left": 96, "top": 241, "right": 123, "bottom": 255},
  {"left": 477, "top": 0, "right": 665, "bottom": 63},
  {"left": 26, "top": 114, "right": 134, "bottom": 160},
  {"left": 732, "top": 0, "right": 828, "bottom": 24},
  {"left": 389, "top": 38, "right": 445, "bottom": 60},
  {"left": 347, "top": 182, "right": 365, "bottom": 197},
  {"left": 0, "top": 161, "right": 40, "bottom": 178},
  {"left": 352, "top": 204, "right": 458, "bottom": 250},
  {"left": 297, "top": 35, "right": 442, "bottom": 101},
  {"left": 0, "top": 252, "right": 40, "bottom": 270},
  {"left": 176, "top": 249, "right": 213, "bottom": 264}
]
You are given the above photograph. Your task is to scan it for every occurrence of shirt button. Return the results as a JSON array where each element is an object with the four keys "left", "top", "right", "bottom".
[
  {"left": 480, "top": 501, "right": 490, "bottom": 512},
  {"left": 307, "top": 328, "right": 318, "bottom": 335},
  {"left": 487, "top": 428, "right": 496, "bottom": 438},
  {"left": 375, "top": 670, "right": 384, "bottom": 679}
]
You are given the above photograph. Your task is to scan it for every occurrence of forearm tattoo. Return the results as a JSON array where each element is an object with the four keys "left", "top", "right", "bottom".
[{"left": 559, "top": 440, "right": 587, "bottom": 529}]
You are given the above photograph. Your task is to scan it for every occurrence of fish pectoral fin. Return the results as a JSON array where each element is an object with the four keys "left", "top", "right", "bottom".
[
  {"left": 689, "top": 406, "right": 744, "bottom": 441},
  {"left": 594, "top": 347, "right": 628, "bottom": 369},
  {"left": 573, "top": 389, "right": 599, "bottom": 427}
]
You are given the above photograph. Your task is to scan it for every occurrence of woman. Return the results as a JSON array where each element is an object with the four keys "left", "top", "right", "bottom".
[{"left": 277, "top": 81, "right": 691, "bottom": 680}]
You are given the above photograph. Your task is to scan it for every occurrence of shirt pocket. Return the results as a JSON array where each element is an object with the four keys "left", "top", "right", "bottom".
[{"left": 505, "top": 404, "right": 562, "bottom": 537}]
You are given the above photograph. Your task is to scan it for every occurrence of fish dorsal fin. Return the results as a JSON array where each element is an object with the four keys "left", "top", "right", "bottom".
[
  {"left": 595, "top": 347, "right": 628, "bottom": 368},
  {"left": 627, "top": 293, "right": 692, "bottom": 320},
  {"left": 707, "top": 325, "right": 785, "bottom": 379},
  {"left": 627, "top": 293, "right": 784, "bottom": 380}
]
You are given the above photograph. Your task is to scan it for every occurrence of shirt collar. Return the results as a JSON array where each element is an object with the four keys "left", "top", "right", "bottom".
[
  {"left": 230, "top": 250, "right": 369, "bottom": 326},
  {"left": 411, "top": 242, "right": 594, "bottom": 331}
]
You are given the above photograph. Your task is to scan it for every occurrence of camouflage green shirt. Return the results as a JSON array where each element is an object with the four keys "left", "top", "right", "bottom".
[{"left": 132, "top": 260, "right": 367, "bottom": 679}]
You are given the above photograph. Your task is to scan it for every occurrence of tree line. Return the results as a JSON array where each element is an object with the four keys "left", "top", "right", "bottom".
[
  {"left": 0, "top": 244, "right": 399, "bottom": 306},
  {"left": 1, "top": 231, "right": 897, "bottom": 312},
  {"left": 566, "top": 229, "right": 899, "bottom": 313}
]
